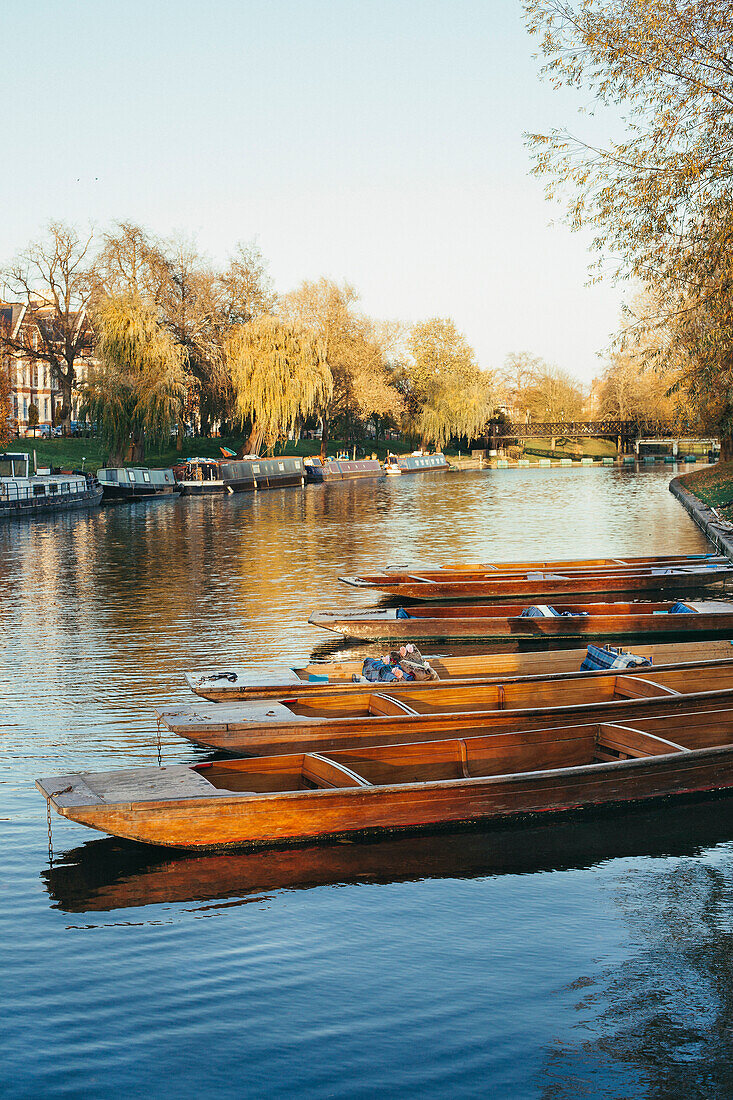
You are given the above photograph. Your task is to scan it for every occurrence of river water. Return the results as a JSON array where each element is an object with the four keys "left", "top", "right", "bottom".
[{"left": 3, "top": 466, "right": 733, "bottom": 1099}]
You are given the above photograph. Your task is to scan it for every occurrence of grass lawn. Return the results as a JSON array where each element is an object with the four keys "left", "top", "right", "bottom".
[
  {"left": 678, "top": 461, "right": 733, "bottom": 509},
  {"left": 7, "top": 435, "right": 415, "bottom": 473}
]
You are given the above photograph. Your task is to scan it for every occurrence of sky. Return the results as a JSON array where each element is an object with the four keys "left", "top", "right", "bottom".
[{"left": 2, "top": 0, "right": 625, "bottom": 383}]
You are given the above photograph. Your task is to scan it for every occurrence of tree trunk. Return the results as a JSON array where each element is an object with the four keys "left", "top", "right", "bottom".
[
  {"left": 176, "top": 420, "right": 185, "bottom": 452},
  {"left": 245, "top": 423, "right": 262, "bottom": 455},
  {"left": 320, "top": 415, "right": 330, "bottom": 460},
  {"left": 720, "top": 433, "right": 733, "bottom": 462}
]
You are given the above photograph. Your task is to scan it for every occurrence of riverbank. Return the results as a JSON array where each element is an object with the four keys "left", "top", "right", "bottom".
[
  {"left": 6, "top": 436, "right": 415, "bottom": 474},
  {"left": 670, "top": 463, "right": 733, "bottom": 558}
]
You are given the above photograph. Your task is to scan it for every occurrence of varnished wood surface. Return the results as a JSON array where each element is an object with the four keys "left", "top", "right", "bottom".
[
  {"left": 381, "top": 555, "right": 726, "bottom": 574},
  {"left": 309, "top": 599, "right": 733, "bottom": 641},
  {"left": 337, "top": 566, "right": 733, "bottom": 601},
  {"left": 159, "top": 662, "right": 733, "bottom": 754},
  {"left": 36, "top": 708, "right": 733, "bottom": 849},
  {"left": 188, "top": 645, "right": 733, "bottom": 700}
]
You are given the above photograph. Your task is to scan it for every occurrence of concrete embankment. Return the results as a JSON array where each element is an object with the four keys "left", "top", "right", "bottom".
[{"left": 669, "top": 475, "right": 733, "bottom": 559}]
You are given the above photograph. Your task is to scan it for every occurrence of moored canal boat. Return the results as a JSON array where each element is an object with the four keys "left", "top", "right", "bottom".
[
  {"left": 173, "top": 456, "right": 306, "bottom": 494},
  {"left": 304, "top": 457, "right": 383, "bottom": 482},
  {"left": 384, "top": 451, "right": 449, "bottom": 474},
  {"left": 0, "top": 452, "right": 102, "bottom": 519},
  {"left": 97, "top": 466, "right": 179, "bottom": 502},
  {"left": 36, "top": 707, "right": 733, "bottom": 849}
]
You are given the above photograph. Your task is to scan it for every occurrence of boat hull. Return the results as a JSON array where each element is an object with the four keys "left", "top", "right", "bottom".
[
  {"left": 341, "top": 570, "right": 733, "bottom": 601},
  {"left": 36, "top": 741, "right": 733, "bottom": 850},
  {"left": 0, "top": 485, "right": 102, "bottom": 518},
  {"left": 309, "top": 602, "right": 733, "bottom": 641}
]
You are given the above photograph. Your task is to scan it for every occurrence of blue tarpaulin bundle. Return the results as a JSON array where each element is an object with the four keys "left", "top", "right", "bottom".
[
  {"left": 521, "top": 605, "right": 590, "bottom": 618},
  {"left": 668, "top": 602, "right": 697, "bottom": 613},
  {"left": 580, "top": 644, "right": 652, "bottom": 672},
  {"left": 361, "top": 657, "right": 400, "bottom": 682},
  {"left": 396, "top": 607, "right": 412, "bottom": 619}
]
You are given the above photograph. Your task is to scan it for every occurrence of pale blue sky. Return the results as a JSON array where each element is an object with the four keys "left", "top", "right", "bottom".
[{"left": 2, "top": 0, "right": 623, "bottom": 381}]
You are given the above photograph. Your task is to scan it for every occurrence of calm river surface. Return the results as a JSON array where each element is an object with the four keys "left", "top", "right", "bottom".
[{"left": 3, "top": 466, "right": 733, "bottom": 1099}]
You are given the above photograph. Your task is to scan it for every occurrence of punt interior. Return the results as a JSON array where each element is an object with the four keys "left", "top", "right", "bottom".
[
  {"left": 276, "top": 664, "right": 733, "bottom": 719},
  {"left": 193, "top": 708, "right": 733, "bottom": 794},
  {"left": 328, "top": 601, "right": 719, "bottom": 620}
]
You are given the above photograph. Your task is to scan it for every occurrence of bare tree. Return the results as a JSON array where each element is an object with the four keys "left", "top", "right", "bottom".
[{"left": 1, "top": 223, "right": 97, "bottom": 428}]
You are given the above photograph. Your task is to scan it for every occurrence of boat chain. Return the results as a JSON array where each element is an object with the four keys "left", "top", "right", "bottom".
[
  {"left": 156, "top": 716, "right": 162, "bottom": 767},
  {"left": 47, "top": 799, "right": 54, "bottom": 865}
]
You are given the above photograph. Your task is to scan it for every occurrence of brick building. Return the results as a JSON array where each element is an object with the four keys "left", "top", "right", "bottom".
[{"left": 0, "top": 301, "right": 92, "bottom": 434}]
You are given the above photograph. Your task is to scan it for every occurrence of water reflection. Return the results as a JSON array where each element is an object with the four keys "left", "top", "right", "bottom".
[
  {"left": 43, "top": 796, "right": 733, "bottom": 914},
  {"left": 540, "top": 853, "right": 733, "bottom": 1099}
]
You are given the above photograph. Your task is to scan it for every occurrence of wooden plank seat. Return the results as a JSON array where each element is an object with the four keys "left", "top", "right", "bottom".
[
  {"left": 595, "top": 723, "right": 689, "bottom": 762},
  {"left": 613, "top": 675, "right": 682, "bottom": 699},
  {"left": 368, "top": 694, "right": 420, "bottom": 717},
  {"left": 302, "top": 753, "right": 372, "bottom": 789}
]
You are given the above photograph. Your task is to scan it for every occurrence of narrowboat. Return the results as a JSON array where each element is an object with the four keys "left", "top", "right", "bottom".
[
  {"left": 0, "top": 452, "right": 102, "bottom": 519},
  {"left": 339, "top": 561, "right": 733, "bottom": 600},
  {"left": 158, "top": 659, "right": 733, "bottom": 755},
  {"left": 304, "top": 457, "right": 383, "bottom": 482},
  {"left": 173, "top": 456, "right": 306, "bottom": 495},
  {"left": 97, "top": 467, "right": 179, "bottom": 502},
  {"left": 36, "top": 707, "right": 733, "bottom": 849},
  {"left": 384, "top": 451, "right": 449, "bottom": 474},
  {"left": 185, "top": 640, "right": 733, "bottom": 701},
  {"left": 308, "top": 599, "right": 733, "bottom": 642}
]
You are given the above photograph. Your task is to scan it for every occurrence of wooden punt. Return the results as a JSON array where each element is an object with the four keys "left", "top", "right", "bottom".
[
  {"left": 382, "top": 554, "right": 723, "bottom": 574},
  {"left": 308, "top": 599, "right": 733, "bottom": 642},
  {"left": 338, "top": 562, "right": 733, "bottom": 600},
  {"left": 160, "top": 661, "right": 733, "bottom": 755},
  {"left": 186, "top": 640, "right": 733, "bottom": 700},
  {"left": 36, "top": 707, "right": 733, "bottom": 850}
]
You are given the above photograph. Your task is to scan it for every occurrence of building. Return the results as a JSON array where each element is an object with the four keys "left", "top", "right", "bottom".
[{"left": 0, "top": 300, "right": 92, "bottom": 434}]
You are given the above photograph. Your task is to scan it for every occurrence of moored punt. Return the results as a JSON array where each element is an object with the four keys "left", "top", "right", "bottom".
[
  {"left": 382, "top": 554, "right": 725, "bottom": 574},
  {"left": 36, "top": 708, "right": 733, "bottom": 849},
  {"left": 308, "top": 600, "right": 733, "bottom": 642},
  {"left": 339, "top": 562, "right": 733, "bottom": 600},
  {"left": 161, "top": 661, "right": 733, "bottom": 755},
  {"left": 186, "top": 641, "right": 733, "bottom": 701}
]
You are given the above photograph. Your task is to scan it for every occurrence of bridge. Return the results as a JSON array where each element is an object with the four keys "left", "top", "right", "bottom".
[{"left": 489, "top": 419, "right": 676, "bottom": 443}]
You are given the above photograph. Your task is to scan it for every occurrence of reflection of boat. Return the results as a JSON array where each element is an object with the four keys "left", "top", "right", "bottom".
[
  {"left": 186, "top": 641, "right": 733, "bottom": 700},
  {"left": 97, "top": 466, "right": 179, "bottom": 502},
  {"left": 309, "top": 599, "right": 733, "bottom": 642},
  {"left": 339, "top": 561, "right": 733, "bottom": 601},
  {"left": 161, "top": 661, "right": 733, "bottom": 754},
  {"left": 384, "top": 451, "right": 449, "bottom": 474},
  {"left": 0, "top": 451, "right": 102, "bottom": 518},
  {"left": 41, "top": 794, "right": 733, "bottom": 913},
  {"left": 304, "top": 456, "right": 383, "bottom": 482},
  {"left": 173, "top": 456, "right": 305, "bottom": 494},
  {"left": 36, "top": 707, "right": 733, "bottom": 849}
]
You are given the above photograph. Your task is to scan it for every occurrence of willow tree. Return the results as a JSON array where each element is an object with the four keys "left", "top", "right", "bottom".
[
  {"left": 525, "top": 0, "right": 733, "bottom": 452},
  {"left": 226, "top": 316, "right": 332, "bottom": 455},
  {"left": 418, "top": 368, "right": 495, "bottom": 450},
  {"left": 82, "top": 294, "right": 186, "bottom": 465}
]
